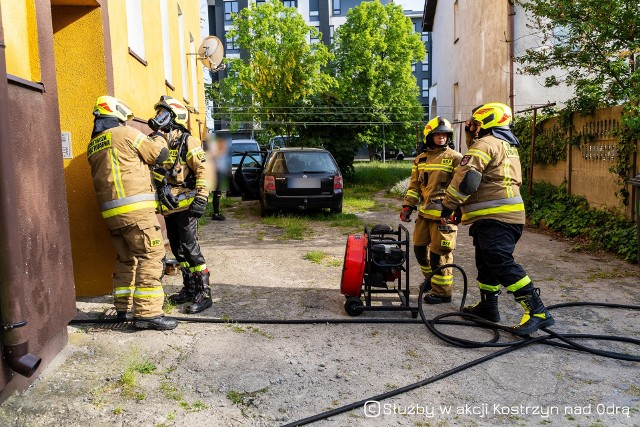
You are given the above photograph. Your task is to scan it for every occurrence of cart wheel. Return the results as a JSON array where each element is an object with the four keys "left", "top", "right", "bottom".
[
  {"left": 411, "top": 310, "right": 418, "bottom": 319},
  {"left": 344, "top": 297, "right": 364, "bottom": 316}
]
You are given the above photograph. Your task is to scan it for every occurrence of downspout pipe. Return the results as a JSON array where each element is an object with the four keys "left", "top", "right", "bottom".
[{"left": 0, "top": 5, "right": 42, "bottom": 378}]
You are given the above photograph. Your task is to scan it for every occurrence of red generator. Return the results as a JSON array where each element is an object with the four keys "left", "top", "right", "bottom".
[{"left": 340, "top": 224, "right": 417, "bottom": 318}]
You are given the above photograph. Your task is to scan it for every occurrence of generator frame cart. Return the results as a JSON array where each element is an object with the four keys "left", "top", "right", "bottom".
[{"left": 340, "top": 224, "right": 418, "bottom": 318}]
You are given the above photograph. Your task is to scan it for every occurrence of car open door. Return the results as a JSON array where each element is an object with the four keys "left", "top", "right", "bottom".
[{"left": 233, "top": 151, "right": 266, "bottom": 200}]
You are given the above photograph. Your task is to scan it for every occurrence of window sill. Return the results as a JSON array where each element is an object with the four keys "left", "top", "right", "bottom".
[
  {"left": 7, "top": 74, "right": 45, "bottom": 93},
  {"left": 165, "top": 80, "right": 175, "bottom": 91},
  {"left": 129, "top": 48, "right": 148, "bottom": 66}
]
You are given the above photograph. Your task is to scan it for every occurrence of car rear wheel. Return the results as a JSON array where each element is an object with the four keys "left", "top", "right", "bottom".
[
  {"left": 330, "top": 202, "right": 343, "bottom": 214},
  {"left": 259, "top": 199, "right": 273, "bottom": 217},
  {"left": 396, "top": 153, "right": 405, "bottom": 161}
]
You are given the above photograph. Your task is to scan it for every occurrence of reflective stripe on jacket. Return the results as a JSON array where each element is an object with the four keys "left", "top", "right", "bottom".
[
  {"left": 404, "top": 147, "right": 462, "bottom": 221},
  {"left": 88, "top": 125, "right": 166, "bottom": 229},
  {"left": 443, "top": 134, "right": 525, "bottom": 225}
]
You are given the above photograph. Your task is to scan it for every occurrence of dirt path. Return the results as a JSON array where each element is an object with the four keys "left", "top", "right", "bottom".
[{"left": 0, "top": 195, "right": 638, "bottom": 427}]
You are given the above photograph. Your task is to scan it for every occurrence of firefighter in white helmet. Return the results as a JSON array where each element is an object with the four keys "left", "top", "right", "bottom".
[
  {"left": 87, "top": 95, "right": 177, "bottom": 330},
  {"left": 149, "top": 96, "right": 214, "bottom": 314},
  {"left": 441, "top": 102, "right": 555, "bottom": 335},
  {"left": 401, "top": 116, "right": 463, "bottom": 303}
]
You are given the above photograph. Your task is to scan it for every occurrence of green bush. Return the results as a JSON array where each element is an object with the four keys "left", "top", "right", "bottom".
[{"left": 523, "top": 182, "right": 638, "bottom": 263}]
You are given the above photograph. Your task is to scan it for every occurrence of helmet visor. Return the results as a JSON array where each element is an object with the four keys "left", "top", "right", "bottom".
[{"left": 149, "top": 108, "right": 173, "bottom": 131}]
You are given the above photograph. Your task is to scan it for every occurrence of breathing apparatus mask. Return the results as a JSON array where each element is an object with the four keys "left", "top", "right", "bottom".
[{"left": 148, "top": 107, "right": 174, "bottom": 132}]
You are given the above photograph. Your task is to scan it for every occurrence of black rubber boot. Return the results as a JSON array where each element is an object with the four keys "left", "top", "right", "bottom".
[
  {"left": 169, "top": 270, "right": 195, "bottom": 304},
  {"left": 420, "top": 277, "right": 432, "bottom": 293},
  {"left": 116, "top": 311, "right": 133, "bottom": 321},
  {"left": 134, "top": 315, "right": 178, "bottom": 330},
  {"left": 463, "top": 290, "right": 501, "bottom": 322},
  {"left": 186, "top": 270, "right": 213, "bottom": 314},
  {"left": 512, "top": 285, "right": 555, "bottom": 336},
  {"left": 423, "top": 292, "right": 452, "bottom": 304}
]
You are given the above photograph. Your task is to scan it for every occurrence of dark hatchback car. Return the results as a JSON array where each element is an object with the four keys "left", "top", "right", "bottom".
[{"left": 234, "top": 148, "right": 343, "bottom": 216}]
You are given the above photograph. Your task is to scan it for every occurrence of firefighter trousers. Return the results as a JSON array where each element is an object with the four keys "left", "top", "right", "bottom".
[
  {"left": 413, "top": 216, "right": 457, "bottom": 297},
  {"left": 110, "top": 217, "right": 166, "bottom": 318},
  {"left": 165, "top": 209, "right": 207, "bottom": 273},
  {"left": 469, "top": 219, "right": 532, "bottom": 294}
]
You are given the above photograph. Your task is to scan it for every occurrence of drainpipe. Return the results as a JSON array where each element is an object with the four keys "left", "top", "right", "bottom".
[
  {"left": 507, "top": 0, "right": 515, "bottom": 113},
  {"left": 0, "top": 5, "right": 42, "bottom": 378}
]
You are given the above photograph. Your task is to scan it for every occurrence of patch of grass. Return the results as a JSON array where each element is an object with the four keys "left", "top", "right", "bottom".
[
  {"left": 343, "top": 195, "right": 377, "bottom": 214},
  {"left": 132, "top": 361, "right": 157, "bottom": 374},
  {"left": 220, "top": 196, "right": 239, "bottom": 209},
  {"left": 262, "top": 215, "right": 310, "bottom": 240},
  {"left": 226, "top": 387, "right": 269, "bottom": 406},
  {"left": 256, "top": 231, "right": 266, "bottom": 241},
  {"left": 304, "top": 251, "right": 328, "bottom": 263},
  {"left": 112, "top": 406, "right": 123, "bottom": 415},
  {"left": 405, "top": 349, "right": 419, "bottom": 359},
  {"left": 160, "top": 381, "right": 183, "bottom": 401},
  {"left": 586, "top": 269, "right": 640, "bottom": 282},
  {"left": 191, "top": 400, "right": 208, "bottom": 412},
  {"left": 351, "top": 162, "right": 413, "bottom": 188},
  {"left": 327, "top": 259, "right": 342, "bottom": 267},
  {"left": 627, "top": 383, "right": 640, "bottom": 397},
  {"left": 162, "top": 298, "right": 176, "bottom": 314}
]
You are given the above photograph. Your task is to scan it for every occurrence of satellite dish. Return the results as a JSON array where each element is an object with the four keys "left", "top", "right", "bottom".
[{"left": 197, "top": 36, "right": 225, "bottom": 72}]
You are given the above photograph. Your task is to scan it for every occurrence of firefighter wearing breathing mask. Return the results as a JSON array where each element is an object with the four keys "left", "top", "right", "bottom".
[
  {"left": 87, "top": 96, "right": 177, "bottom": 330},
  {"left": 148, "top": 95, "right": 214, "bottom": 314},
  {"left": 401, "top": 117, "right": 462, "bottom": 304},
  {"left": 440, "top": 102, "right": 554, "bottom": 335}
]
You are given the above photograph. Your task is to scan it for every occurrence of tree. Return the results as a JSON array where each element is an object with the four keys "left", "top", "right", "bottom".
[
  {"left": 207, "top": 0, "right": 334, "bottom": 138},
  {"left": 331, "top": 0, "right": 425, "bottom": 153},
  {"left": 516, "top": 0, "right": 639, "bottom": 112}
]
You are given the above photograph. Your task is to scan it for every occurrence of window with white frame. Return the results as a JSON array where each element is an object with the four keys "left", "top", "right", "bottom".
[
  {"left": 421, "top": 59, "right": 428, "bottom": 72},
  {"left": 226, "top": 34, "right": 238, "bottom": 50},
  {"left": 309, "top": 0, "right": 319, "bottom": 21},
  {"left": 310, "top": 26, "right": 320, "bottom": 44},
  {"left": 225, "top": 1, "right": 238, "bottom": 22},
  {"left": 160, "top": 0, "right": 172, "bottom": 85},
  {"left": 422, "top": 79, "right": 429, "bottom": 98},
  {"left": 178, "top": 5, "right": 188, "bottom": 102},
  {"left": 329, "top": 25, "right": 334, "bottom": 44},
  {"left": 283, "top": 0, "right": 297, "bottom": 8},
  {"left": 126, "top": 0, "right": 146, "bottom": 61},
  {"left": 333, "top": 0, "right": 341, "bottom": 15}
]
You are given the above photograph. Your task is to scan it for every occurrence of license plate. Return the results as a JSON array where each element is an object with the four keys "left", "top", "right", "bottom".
[{"left": 288, "top": 178, "right": 321, "bottom": 188}]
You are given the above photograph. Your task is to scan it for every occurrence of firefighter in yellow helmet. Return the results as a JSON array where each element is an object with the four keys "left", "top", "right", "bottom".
[
  {"left": 87, "top": 96, "right": 177, "bottom": 330},
  {"left": 149, "top": 96, "right": 214, "bottom": 314},
  {"left": 441, "top": 102, "right": 555, "bottom": 335},
  {"left": 401, "top": 117, "right": 463, "bottom": 303}
]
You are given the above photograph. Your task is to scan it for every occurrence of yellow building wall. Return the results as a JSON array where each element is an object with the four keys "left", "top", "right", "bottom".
[
  {"left": 1, "top": 0, "right": 41, "bottom": 81},
  {"left": 107, "top": 0, "right": 205, "bottom": 133},
  {"left": 54, "top": 0, "right": 205, "bottom": 296},
  {"left": 53, "top": 5, "right": 113, "bottom": 296}
]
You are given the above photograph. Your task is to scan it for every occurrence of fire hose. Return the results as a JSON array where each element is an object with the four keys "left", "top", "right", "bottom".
[{"left": 68, "top": 264, "right": 640, "bottom": 426}]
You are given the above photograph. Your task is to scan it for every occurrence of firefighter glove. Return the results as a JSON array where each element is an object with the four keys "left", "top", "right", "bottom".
[
  {"left": 400, "top": 205, "right": 414, "bottom": 222},
  {"left": 189, "top": 196, "right": 208, "bottom": 218},
  {"left": 440, "top": 206, "right": 454, "bottom": 224},
  {"left": 154, "top": 167, "right": 178, "bottom": 210}
]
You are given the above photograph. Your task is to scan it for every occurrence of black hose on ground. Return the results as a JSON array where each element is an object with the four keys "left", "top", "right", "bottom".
[{"left": 69, "top": 264, "right": 640, "bottom": 426}]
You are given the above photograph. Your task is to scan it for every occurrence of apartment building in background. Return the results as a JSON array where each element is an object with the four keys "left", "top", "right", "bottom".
[{"left": 206, "top": 0, "right": 432, "bottom": 129}]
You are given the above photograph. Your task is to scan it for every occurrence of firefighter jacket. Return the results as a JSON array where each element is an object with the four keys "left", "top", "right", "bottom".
[
  {"left": 159, "top": 130, "right": 212, "bottom": 214},
  {"left": 404, "top": 146, "right": 463, "bottom": 221},
  {"left": 442, "top": 134, "right": 525, "bottom": 225},
  {"left": 87, "top": 125, "right": 167, "bottom": 229}
]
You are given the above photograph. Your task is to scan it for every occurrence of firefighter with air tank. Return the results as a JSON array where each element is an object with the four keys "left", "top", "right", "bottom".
[
  {"left": 401, "top": 117, "right": 463, "bottom": 304},
  {"left": 440, "top": 102, "right": 555, "bottom": 335},
  {"left": 148, "top": 95, "right": 214, "bottom": 314},
  {"left": 87, "top": 96, "right": 177, "bottom": 330}
]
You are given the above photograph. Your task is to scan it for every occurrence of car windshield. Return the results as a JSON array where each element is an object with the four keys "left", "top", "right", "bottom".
[
  {"left": 231, "top": 142, "right": 259, "bottom": 154},
  {"left": 272, "top": 152, "right": 337, "bottom": 174}
]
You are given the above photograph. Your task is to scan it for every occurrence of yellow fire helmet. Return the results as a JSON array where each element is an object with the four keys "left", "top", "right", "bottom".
[
  {"left": 154, "top": 95, "right": 189, "bottom": 129},
  {"left": 93, "top": 95, "right": 134, "bottom": 123},
  {"left": 423, "top": 116, "right": 454, "bottom": 143},
  {"left": 471, "top": 102, "right": 512, "bottom": 130}
]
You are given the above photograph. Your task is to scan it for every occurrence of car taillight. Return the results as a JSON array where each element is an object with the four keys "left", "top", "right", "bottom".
[
  {"left": 264, "top": 175, "right": 276, "bottom": 191},
  {"left": 333, "top": 175, "right": 343, "bottom": 190}
]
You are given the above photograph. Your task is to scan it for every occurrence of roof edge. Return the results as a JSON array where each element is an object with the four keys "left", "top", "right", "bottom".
[{"left": 422, "top": 0, "right": 437, "bottom": 32}]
